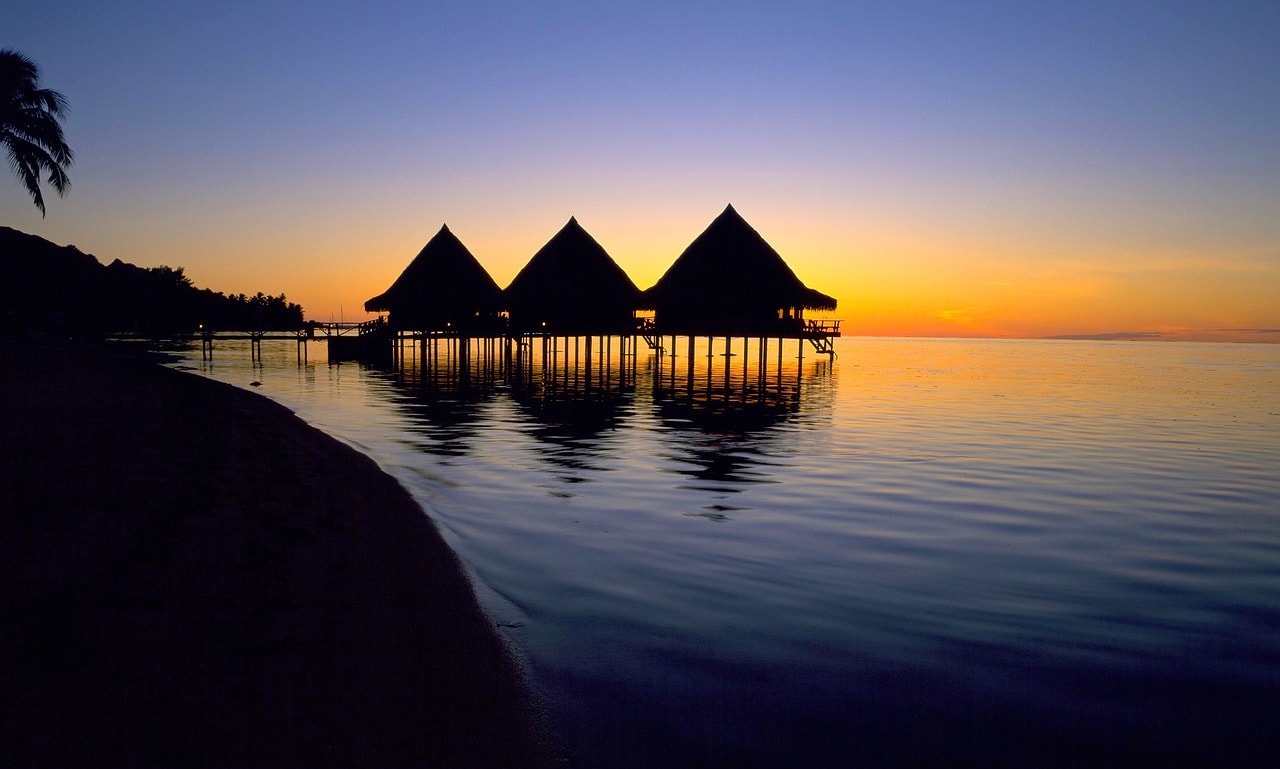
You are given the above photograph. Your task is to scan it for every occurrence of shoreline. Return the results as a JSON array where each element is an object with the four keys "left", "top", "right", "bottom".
[{"left": 0, "top": 337, "right": 556, "bottom": 767}]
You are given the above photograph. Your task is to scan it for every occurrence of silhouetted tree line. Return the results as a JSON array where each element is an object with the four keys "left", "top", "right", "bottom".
[{"left": 1, "top": 226, "right": 304, "bottom": 337}]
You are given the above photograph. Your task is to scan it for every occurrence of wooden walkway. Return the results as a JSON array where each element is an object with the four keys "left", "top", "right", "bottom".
[
  {"left": 640, "top": 318, "right": 841, "bottom": 358},
  {"left": 159, "top": 317, "right": 842, "bottom": 387},
  {"left": 194, "top": 320, "right": 383, "bottom": 361}
]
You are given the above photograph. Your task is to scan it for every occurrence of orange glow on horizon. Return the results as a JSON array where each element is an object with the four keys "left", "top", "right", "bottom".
[{"left": 37, "top": 202, "right": 1278, "bottom": 344}]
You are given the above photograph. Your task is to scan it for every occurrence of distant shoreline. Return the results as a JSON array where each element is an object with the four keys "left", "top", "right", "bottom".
[{"left": 0, "top": 336, "right": 555, "bottom": 767}]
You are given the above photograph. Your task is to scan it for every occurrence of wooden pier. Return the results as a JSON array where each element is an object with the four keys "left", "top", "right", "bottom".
[
  {"left": 182, "top": 314, "right": 840, "bottom": 406},
  {"left": 195, "top": 320, "right": 385, "bottom": 362},
  {"left": 379, "top": 317, "right": 838, "bottom": 397}
]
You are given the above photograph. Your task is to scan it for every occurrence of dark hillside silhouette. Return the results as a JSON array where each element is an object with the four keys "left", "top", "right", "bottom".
[
  {"left": 0, "top": 226, "right": 98, "bottom": 335},
  {"left": 1, "top": 226, "right": 303, "bottom": 337}
]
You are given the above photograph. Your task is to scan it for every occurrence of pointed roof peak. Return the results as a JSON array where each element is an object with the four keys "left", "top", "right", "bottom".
[
  {"left": 364, "top": 225, "right": 500, "bottom": 314},
  {"left": 554, "top": 216, "right": 590, "bottom": 238},
  {"left": 714, "top": 203, "right": 748, "bottom": 225},
  {"left": 504, "top": 216, "right": 641, "bottom": 316},
  {"left": 643, "top": 205, "right": 837, "bottom": 313},
  {"left": 709, "top": 203, "right": 756, "bottom": 235},
  {"left": 425, "top": 223, "right": 464, "bottom": 247},
  {"left": 547, "top": 216, "right": 600, "bottom": 249}
]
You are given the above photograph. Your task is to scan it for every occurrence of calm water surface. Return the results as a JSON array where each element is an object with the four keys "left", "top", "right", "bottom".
[{"left": 176, "top": 337, "right": 1280, "bottom": 767}]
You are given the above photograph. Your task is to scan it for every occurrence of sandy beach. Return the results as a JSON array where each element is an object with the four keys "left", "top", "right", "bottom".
[{"left": 0, "top": 338, "right": 555, "bottom": 768}]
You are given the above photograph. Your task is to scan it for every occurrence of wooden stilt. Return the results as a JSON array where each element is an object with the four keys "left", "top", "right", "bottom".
[
  {"left": 686, "top": 335, "right": 695, "bottom": 395},
  {"left": 777, "top": 336, "right": 783, "bottom": 390},
  {"left": 722, "top": 336, "right": 731, "bottom": 398}
]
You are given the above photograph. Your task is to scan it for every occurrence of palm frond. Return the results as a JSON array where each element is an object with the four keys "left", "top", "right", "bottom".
[
  {"left": 0, "top": 49, "right": 72, "bottom": 216},
  {"left": 7, "top": 145, "right": 46, "bottom": 215}
]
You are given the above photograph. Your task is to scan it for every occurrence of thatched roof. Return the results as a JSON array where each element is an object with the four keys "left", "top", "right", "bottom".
[
  {"left": 642, "top": 205, "right": 836, "bottom": 327},
  {"left": 364, "top": 224, "right": 502, "bottom": 330},
  {"left": 503, "top": 217, "right": 641, "bottom": 333}
]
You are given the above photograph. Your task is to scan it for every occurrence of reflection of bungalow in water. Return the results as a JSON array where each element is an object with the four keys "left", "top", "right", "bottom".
[
  {"left": 642, "top": 204, "right": 837, "bottom": 338},
  {"left": 364, "top": 224, "right": 502, "bottom": 334}
]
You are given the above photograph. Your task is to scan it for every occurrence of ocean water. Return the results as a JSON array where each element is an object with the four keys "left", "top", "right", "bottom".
[{"left": 175, "top": 336, "right": 1280, "bottom": 767}]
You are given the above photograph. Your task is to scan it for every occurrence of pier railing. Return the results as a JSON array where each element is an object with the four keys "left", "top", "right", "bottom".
[
  {"left": 188, "top": 314, "right": 842, "bottom": 367},
  {"left": 803, "top": 319, "right": 841, "bottom": 356},
  {"left": 803, "top": 319, "right": 841, "bottom": 336}
]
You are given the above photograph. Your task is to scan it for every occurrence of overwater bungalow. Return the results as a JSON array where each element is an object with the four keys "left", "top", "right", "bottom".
[
  {"left": 639, "top": 204, "right": 840, "bottom": 405},
  {"left": 502, "top": 217, "right": 641, "bottom": 335},
  {"left": 364, "top": 224, "right": 503, "bottom": 334},
  {"left": 502, "top": 217, "right": 643, "bottom": 395},
  {"left": 641, "top": 204, "right": 837, "bottom": 337},
  {"left": 361, "top": 224, "right": 505, "bottom": 381}
]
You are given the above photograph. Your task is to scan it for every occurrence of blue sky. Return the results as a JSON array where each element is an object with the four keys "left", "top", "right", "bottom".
[{"left": 5, "top": 2, "right": 1278, "bottom": 336}]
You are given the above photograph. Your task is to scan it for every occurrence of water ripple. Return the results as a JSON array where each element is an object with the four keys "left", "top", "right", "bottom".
[{"left": 177, "top": 337, "right": 1280, "bottom": 768}]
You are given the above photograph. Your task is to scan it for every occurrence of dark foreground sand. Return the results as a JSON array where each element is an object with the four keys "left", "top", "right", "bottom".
[{"left": 0, "top": 339, "right": 556, "bottom": 768}]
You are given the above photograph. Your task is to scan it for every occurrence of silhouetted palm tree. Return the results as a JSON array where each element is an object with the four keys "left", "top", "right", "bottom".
[{"left": 1, "top": 49, "right": 72, "bottom": 216}]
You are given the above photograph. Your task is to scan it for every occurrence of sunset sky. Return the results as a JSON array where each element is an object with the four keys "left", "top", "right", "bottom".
[{"left": 5, "top": 2, "right": 1278, "bottom": 340}]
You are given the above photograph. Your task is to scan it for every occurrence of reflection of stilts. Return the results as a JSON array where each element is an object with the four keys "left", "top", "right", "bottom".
[
  {"left": 388, "top": 330, "right": 504, "bottom": 394},
  {"left": 371, "top": 324, "right": 829, "bottom": 418},
  {"left": 510, "top": 332, "right": 639, "bottom": 399},
  {"left": 653, "top": 335, "right": 811, "bottom": 408}
]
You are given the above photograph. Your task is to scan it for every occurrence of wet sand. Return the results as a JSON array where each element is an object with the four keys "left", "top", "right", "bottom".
[{"left": 0, "top": 338, "right": 555, "bottom": 768}]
